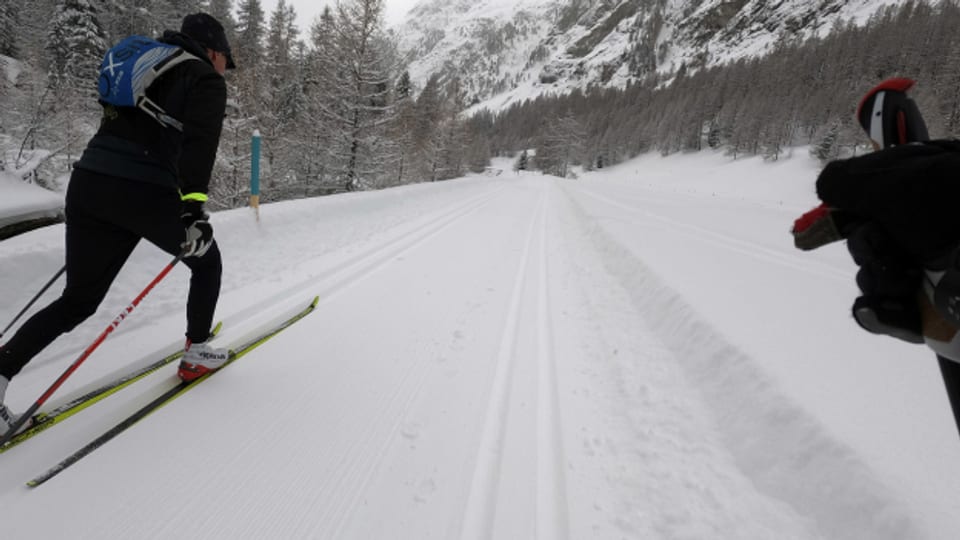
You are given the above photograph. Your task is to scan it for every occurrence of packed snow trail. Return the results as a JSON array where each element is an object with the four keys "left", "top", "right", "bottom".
[{"left": 0, "top": 153, "right": 956, "bottom": 539}]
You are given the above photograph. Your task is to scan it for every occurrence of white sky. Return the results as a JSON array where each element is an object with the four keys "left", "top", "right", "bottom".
[{"left": 259, "top": 0, "right": 419, "bottom": 32}]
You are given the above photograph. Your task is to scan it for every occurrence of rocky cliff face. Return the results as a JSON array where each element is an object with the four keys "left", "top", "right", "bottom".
[{"left": 393, "top": 0, "right": 903, "bottom": 111}]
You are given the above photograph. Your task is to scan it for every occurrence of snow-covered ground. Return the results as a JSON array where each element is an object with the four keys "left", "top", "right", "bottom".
[
  {"left": 0, "top": 150, "right": 957, "bottom": 539},
  {"left": 0, "top": 172, "right": 63, "bottom": 230}
]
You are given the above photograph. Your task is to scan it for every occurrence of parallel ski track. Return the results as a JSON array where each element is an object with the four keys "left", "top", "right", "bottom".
[
  {"left": 225, "top": 185, "right": 508, "bottom": 327},
  {"left": 458, "top": 181, "right": 570, "bottom": 539},
  {"left": 567, "top": 184, "right": 850, "bottom": 282},
  {"left": 313, "top": 334, "right": 439, "bottom": 538},
  {"left": 270, "top": 184, "right": 512, "bottom": 538},
  {"left": 535, "top": 184, "right": 570, "bottom": 540}
]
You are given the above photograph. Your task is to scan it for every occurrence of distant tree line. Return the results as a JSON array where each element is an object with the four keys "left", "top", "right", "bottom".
[{"left": 479, "top": 0, "right": 960, "bottom": 175}]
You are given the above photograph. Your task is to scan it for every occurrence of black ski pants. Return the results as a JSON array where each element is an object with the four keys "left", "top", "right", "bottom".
[{"left": 0, "top": 168, "right": 221, "bottom": 380}]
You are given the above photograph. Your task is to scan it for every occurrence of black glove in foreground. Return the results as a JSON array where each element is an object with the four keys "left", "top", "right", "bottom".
[
  {"left": 816, "top": 140, "right": 960, "bottom": 263},
  {"left": 181, "top": 201, "right": 213, "bottom": 258}
]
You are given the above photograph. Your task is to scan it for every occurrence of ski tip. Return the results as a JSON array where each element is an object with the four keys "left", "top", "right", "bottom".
[
  {"left": 26, "top": 479, "right": 40, "bottom": 488},
  {"left": 310, "top": 296, "right": 319, "bottom": 308},
  {"left": 212, "top": 320, "right": 224, "bottom": 336}
]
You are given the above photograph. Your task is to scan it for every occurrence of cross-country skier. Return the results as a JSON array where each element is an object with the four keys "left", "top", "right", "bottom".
[
  {"left": 793, "top": 78, "right": 960, "bottom": 438},
  {"left": 0, "top": 13, "right": 237, "bottom": 434}
]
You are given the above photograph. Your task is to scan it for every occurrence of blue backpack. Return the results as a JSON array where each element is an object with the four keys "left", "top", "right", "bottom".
[{"left": 97, "top": 35, "right": 201, "bottom": 131}]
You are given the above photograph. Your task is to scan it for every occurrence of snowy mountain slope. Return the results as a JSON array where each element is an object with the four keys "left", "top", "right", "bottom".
[
  {"left": 0, "top": 151, "right": 958, "bottom": 538},
  {"left": 395, "top": 0, "right": 906, "bottom": 112}
]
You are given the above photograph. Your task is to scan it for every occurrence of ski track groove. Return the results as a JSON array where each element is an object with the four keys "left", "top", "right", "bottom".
[
  {"left": 233, "top": 183, "right": 514, "bottom": 538},
  {"left": 301, "top": 183, "right": 518, "bottom": 537},
  {"left": 247, "top": 348, "right": 435, "bottom": 538},
  {"left": 535, "top": 184, "right": 571, "bottom": 540},
  {"left": 458, "top": 184, "right": 547, "bottom": 540},
  {"left": 322, "top": 346, "right": 435, "bottom": 538},
  {"left": 570, "top": 185, "right": 849, "bottom": 282},
  {"left": 224, "top": 185, "right": 509, "bottom": 326}
]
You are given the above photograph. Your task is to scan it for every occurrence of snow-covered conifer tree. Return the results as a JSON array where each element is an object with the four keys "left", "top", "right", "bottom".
[
  {"left": 46, "top": 0, "right": 107, "bottom": 94},
  {"left": 205, "top": 0, "right": 237, "bottom": 37},
  {"left": 411, "top": 73, "right": 443, "bottom": 181},
  {"left": 43, "top": 0, "right": 107, "bottom": 167},
  {"left": 0, "top": 0, "right": 19, "bottom": 57},
  {"left": 323, "top": 0, "right": 397, "bottom": 190},
  {"left": 235, "top": 0, "right": 265, "bottom": 74},
  {"left": 151, "top": 0, "right": 201, "bottom": 29}
]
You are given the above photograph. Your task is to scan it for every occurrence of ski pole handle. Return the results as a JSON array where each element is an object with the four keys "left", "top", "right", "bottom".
[
  {"left": 793, "top": 77, "right": 929, "bottom": 252},
  {"left": 1, "top": 265, "right": 66, "bottom": 340},
  {"left": 0, "top": 253, "right": 183, "bottom": 446}
]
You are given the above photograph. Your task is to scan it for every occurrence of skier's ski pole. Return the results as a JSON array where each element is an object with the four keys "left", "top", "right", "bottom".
[
  {"left": 0, "top": 252, "right": 184, "bottom": 446},
  {"left": 937, "top": 356, "right": 960, "bottom": 439},
  {"left": 0, "top": 265, "right": 66, "bottom": 340}
]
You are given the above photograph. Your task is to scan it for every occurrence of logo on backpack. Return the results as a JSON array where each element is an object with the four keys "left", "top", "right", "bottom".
[{"left": 98, "top": 35, "right": 200, "bottom": 131}]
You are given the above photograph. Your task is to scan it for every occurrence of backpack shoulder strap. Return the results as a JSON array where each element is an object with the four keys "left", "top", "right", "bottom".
[
  {"left": 99, "top": 36, "right": 202, "bottom": 131},
  {"left": 135, "top": 48, "right": 201, "bottom": 131}
]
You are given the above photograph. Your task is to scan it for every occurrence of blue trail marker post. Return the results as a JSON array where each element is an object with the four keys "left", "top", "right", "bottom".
[{"left": 250, "top": 130, "right": 261, "bottom": 216}]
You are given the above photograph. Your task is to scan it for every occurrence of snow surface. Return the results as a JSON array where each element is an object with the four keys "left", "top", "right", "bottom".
[
  {"left": 1, "top": 54, "right": 20, "bottom": 85},
  {"left": 0, "top": 171, "right": 63, "bottom": 229},
  {"left": 1, "top": 150, "right": 958, "bottom": 539}
]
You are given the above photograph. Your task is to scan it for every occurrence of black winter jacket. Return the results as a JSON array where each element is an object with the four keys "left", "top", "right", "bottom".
[{"left": 75, "top": 31, "right": 227, "bottom": 198}]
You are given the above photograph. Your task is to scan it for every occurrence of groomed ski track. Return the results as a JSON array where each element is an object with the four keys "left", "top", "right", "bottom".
[{"left": 1, "top": 154, "right": 957, "bottom": 539}]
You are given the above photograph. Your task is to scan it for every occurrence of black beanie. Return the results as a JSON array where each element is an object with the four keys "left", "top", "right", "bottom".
[{"left": 181, "top": 13, "right": 236, "bottom": 70}]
